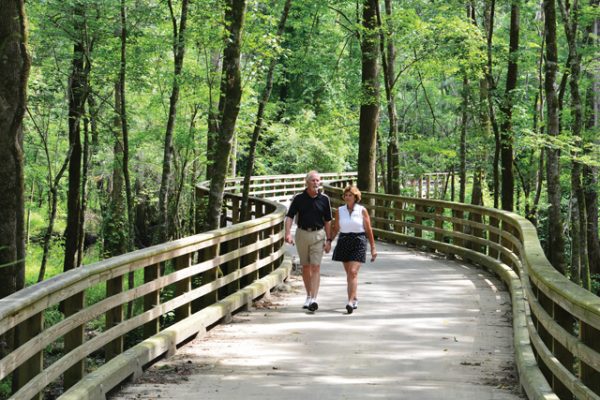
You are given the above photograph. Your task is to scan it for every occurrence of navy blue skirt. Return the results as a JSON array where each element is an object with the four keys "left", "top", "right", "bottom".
[{"left": 332, "top": 232, "right": 367, "bottom": 263}]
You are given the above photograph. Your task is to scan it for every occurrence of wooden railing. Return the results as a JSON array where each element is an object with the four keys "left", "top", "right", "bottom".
[
  {"left": 325, "top": 178, "right": 599, "bottom": 400},
  {"left": 3, "top": 172, "right": 594, "bottom": 400}
]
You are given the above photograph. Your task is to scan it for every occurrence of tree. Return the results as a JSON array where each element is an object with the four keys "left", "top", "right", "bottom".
[
  {"left": 357, "top": 0, "right": 380, "bottom": 193},
  {"left": 157, "top": 0, "right": 190, "bottom": 242},
  {"left": 241, "top": 0, "right": 293, "bottom": 221},
  {"left": 543, "top": 0, "right": 567, "bottom": 274},
  {"left": 499, "top": 0, "right": 520, "bottom": 211},
  {"left": 205, "top": 0, "right": 247, "bottom": 230}
]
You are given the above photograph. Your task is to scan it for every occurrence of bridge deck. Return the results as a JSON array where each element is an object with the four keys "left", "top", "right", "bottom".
[{"left": 110, "top": 241, "right": 525, "bottom": 400}]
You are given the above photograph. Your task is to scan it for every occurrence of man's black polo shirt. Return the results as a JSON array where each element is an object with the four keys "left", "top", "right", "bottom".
[{"left": 287, "top": 190, "right": 332, "bottom": 230}]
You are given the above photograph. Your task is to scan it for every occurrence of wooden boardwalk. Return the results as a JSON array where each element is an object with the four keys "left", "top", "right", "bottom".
[{"left": 110, "top": 240, "right": 525, "bottom": 400}]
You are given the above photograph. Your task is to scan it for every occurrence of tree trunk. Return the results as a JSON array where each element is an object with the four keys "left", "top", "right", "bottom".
[
  {"left": 583, "top": 0, "right": 600, "bottom": 277},
  {"left": 205, "top": 0, "right": 247, "bottom": 230},
  {"left": 0, "top": 0, "right": 30, "bottom": 372},
  {"left": 104, "top": 82, "right": 128, "bottom": 257},
  {"left": 157, "top": 0, "right": 189, "bottom": 243},
  {"left": 484, "top": 0, "right": 501, "bottom": 209},
  {"left": 206, "top": 50, "right": 221, "bottom": 180},
  {"left": 543, "top": 0, "right": 567, "bottom": 274},
  {"left": 500, "top": 0, "right": 519, "bottom": 212},
  {"left": 558, "top": 0, "right": 590, "bottom": 288},
  {"left": 64, "top": 23, "right": 87, "bottom": 274},
  {"left": 376, "top": 0, "right": 400, "bottom": 194},
  {"left": 119, "top": 0, "right": 135, "bottom": 252},
  {"left": 357, "top": 0, "right": 380, "bottom": 193},
  {"left": 459, "top": 74, "right": 468, "bottom": 204},
  {"left": 241, "top": 0, "right": 292, "bottom": 221}
]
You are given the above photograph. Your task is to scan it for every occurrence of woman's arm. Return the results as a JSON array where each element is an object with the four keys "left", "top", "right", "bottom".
[{"left": 362, "top": 208, "right": 377, "bottom": 261}]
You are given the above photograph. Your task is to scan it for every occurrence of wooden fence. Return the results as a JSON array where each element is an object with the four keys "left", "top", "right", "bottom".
[
  {"left": 2, "top": 172, "right": 596, "bottom": 400},
  {"left": 326, "top": 178, "right": 600, "bottom": 400}
]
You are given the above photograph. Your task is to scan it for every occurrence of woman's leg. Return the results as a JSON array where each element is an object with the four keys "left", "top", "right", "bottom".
[{"left": 344, "top": 261, "right": 361, "bottom": 302}]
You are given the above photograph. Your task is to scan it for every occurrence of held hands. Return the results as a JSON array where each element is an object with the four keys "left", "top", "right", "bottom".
[{"left": 323, "top": 240, "right": 332, "bottom": 253}]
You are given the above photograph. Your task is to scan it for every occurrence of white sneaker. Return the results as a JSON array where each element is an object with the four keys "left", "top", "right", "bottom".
[
  {"left": 303, "top": 297, "right": 312, "bottom": 309},
  {"left": 352, "top": 299, "right": 358, "bottom": 309}
]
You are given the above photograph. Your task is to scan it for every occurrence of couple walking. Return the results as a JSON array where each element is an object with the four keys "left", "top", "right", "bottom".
[{"left": 284, "top": 171, "right": 377, "bottom": 314}]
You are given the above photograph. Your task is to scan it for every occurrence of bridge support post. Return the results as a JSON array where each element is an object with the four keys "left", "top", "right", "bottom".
[
  {"left": 581, "top": 322, "right": 600, "bottom": 396},
  {"left": 175, "top": 254, "right": 192, "bottom": 322},
  {"left": 105, "top": 275, "right": 124, "bottom": 361},
  {"left": 143, "top": 263, "right": 161, "bottom": 339},
  {"left": 13, "top": 313, "right": 43, "bottom": 400}
]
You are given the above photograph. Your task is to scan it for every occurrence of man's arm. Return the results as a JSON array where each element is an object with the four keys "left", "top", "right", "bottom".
[
  {"left": 323, "top": 220, "right": 332, "bottom": 253},
  {"left": 285, "top": 216, "right": 294, "bottom": 244}
]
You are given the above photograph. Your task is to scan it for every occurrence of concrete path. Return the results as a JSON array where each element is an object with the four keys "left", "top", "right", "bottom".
[{"left": 110, "top": 241, "right": 525, "bottom": 400}]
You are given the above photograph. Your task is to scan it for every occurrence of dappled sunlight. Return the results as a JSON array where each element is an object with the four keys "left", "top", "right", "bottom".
[{"left": 110, "top": 241, "right": 522, "bottom": 400}]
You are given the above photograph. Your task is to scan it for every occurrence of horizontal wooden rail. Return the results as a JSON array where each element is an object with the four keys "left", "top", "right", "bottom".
[
  {"left": 5, "top": 171, "right": 588, "bottom": 400},
  {"left": 0, "top": 180, "right": 296, "bottom": 400},
  {"left": 325, "top": 179, "right": 599, "bottom": 400}
]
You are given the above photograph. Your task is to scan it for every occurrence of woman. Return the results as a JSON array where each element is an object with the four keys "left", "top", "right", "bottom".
[{"left": 330, "top": 185, "right": 377, "bottom": 314}]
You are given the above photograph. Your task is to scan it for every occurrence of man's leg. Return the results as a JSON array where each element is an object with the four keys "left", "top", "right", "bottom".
[
  {"left": 307, "top": 264, "right": 320, "bottom": 311},
  {"left": 302, "top": 265, "right": 313, "bottom": 297}
]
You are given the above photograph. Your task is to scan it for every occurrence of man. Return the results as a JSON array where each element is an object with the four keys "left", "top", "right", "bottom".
[{"left": 285, "top": 171, "right": 333, "bottom": 312}]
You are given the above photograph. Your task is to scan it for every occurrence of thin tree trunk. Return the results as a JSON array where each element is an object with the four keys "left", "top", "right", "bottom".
[
  {"left": 459, "top": 74, "right": 468, "bottom": 204},
  {"left": 119, "top": 0, "right": 135, "bottom": 252},
  {"left": 104, "top": 82, "right": 128, "bottom": 258},
  {"left": 157, "top": 0, "right": 189, "bottom": 243},
  {"left": 484, "top": 0, "right": 501, "bottom": 209},
  {"left": 205, "top": 0, "right": 247, "bottom": 230},
  {"left": 357, "top": 0, "right": 380, "bottom": 193},
  {"left": 543, "top": 0, "right": 567, "bottom": 274},
  {"left": 241, "top": 0, "right": 293, "bottom": 221},
  {"left": 376, "top": 0, "right": 400, "bottom": 194},
  {"left": 206, "top": 50, "right": 221, "bottom": 180},
  {"left": 500, "top": 0, "right": 520, "bottom": 212}
]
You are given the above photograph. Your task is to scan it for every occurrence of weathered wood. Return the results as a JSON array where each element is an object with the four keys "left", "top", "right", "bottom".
[
  {"left": 174, "top": 254, "right": 192, "bottom": 322},
  {"left": 105, "top": 275, "right": 124, "bottom": 361},
  {"left": 143, "top": 263, "right": 160, "bottom": 339}
]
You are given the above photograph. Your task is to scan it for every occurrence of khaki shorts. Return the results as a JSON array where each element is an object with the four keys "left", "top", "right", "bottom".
[{"left": 295, "top": 228, "right": 326, "bottom": 266}]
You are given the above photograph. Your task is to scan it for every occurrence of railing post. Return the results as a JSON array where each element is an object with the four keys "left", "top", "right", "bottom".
[
  {"left": 425, "top": 175, "right": 431, "bottom": 199},
  {"left": 417, "top": 176, "right": 423, "bottom": 198},
  {"left": 552, "top": 304, "right": 575, "bottom": 399},
  {"left": 581, "top": 322, "right": 600, "bottom": 396},
  {"left": 452, "top": 209, "right": 464, "bottom": 250},
  {"left": 63, "top": 291, "right": 85, "bottom": 390},
  {"left": 220, "top": 236, "right": 241, "bottom": 297},
  {"left": 195, "top": 244, "right": 219, "bottom": 311},
  {"left": 105, "top": 275, "right": 124, "bottom": 361},
  {"left": 434, "top": 206, "right": 444, "bottom": 243},
  {"left": 488, "top": 216, "right": 499, "bottom": 259},
  {"left": 414, "top": 204, "right": 423, "bottom": 239},
  {"left": 175, "top": 254, "right": 192, "bottom": 322},
  {"left": 14, "top": 313, "right": 43, "bottom": 400},
  {"left": 143, "top": 263, "right": 160, "bottom": 339}
]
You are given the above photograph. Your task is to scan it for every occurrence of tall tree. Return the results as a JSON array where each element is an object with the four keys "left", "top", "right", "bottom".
[
  {"left": 241, "top": 0, "right": 293, "bottom": 221},
  {"left": 500, "top": 0, "right": 520, "bottom": 211},
  {"left": 205, "top": 0, "right": 247, "bottom": 230},
  {"left": 377, "top": 0, "right": 400, "bottom": 194},
  {"left": 0, "top": 0, "right": 29, "bottom": 295},
  {"left": 583, "top": 0, "right": 600, "bottom": 276},
  {"left": 543, "top": 0, "right": 567, "bottom": 274},
  {"left": 0, "top": 0, "right": 30, "bottom": 365},
  {"left": 558, "top": 0, "right": 590, "bottom": 287},
  {"left": 157, "top": 0, "right": 189, "bottom": 242},
  {"left": 357, "top": 0, "right": 380, "bottom": 193}
]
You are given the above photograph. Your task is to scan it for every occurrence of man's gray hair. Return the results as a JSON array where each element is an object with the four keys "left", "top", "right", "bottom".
[{"left": 305, "top": 170, "right": 320, "bottom": 184}]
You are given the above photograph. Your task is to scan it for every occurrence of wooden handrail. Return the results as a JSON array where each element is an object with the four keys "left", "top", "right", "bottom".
[
  {"left": 3, "top": 171, "right": 591, "bottom": 400},
  {"left": 324, "top": 178, "right": 599, "bottom": 400}
]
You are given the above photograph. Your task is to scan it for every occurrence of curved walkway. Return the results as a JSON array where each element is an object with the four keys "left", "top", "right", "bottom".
[{"left": 110, "top": 241, "right": 524, "bottom": 400}]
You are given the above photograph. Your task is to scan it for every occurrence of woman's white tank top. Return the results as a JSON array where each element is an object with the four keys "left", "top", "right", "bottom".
[{"left": 338, "top": 204, "right": 365, "bottom": 233}]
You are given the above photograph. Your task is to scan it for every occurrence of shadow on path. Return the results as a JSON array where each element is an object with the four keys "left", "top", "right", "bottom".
[{"left": 110, "top": 241, "right": 525, "bottom": 400}]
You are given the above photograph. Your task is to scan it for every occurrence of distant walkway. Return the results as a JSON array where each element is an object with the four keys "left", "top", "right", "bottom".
[{"left": 110, "top": 241, "right": 524, "bottom": 400}]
